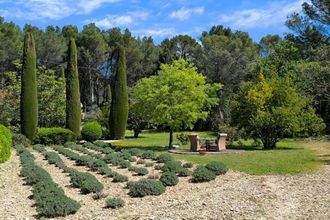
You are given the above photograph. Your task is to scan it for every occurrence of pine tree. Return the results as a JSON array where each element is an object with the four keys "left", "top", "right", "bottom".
[
  {"left": 109, "top": 45, "right": 128, "bottom": 139},
  {"left": 65, "top": 38, "right": 81, "bottom": 137},
  {"left": 20, "top": 32, "right": 38, "bottom": 140}
]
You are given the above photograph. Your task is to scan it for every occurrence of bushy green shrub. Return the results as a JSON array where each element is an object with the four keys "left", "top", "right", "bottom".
[
  {"left": 105, "top": 198, "right": 125, "bottom": 209},
  {"left": 32, "top": 181, "right": 80, "bottom": 217},
  {"left": 156, "top": 154, "right": 174, "bottom": 163},
  {"left": 94, "top": 140, "right": 111, "bottom": 148},
  {"left": 112, "top": 173, "right": 128, "bottom": 182},
  {"left": 21, "top": 165, "right": 52, "bottom": 185},
  {"left": 141, "top": 150, "right": 156, "bottom": 160},
  {"left": 36, "top": 127, "right": 76, "bottom": 145},
  {"left": 137, "top": 159, "right": 146, "bottom": 164},
  {"left": 129, "top": 166, "right": 148, "bottom": 176},
  {"left": 103, "top": 153, "right": 124, "bottom": 166},
  {"left": 35, "top": 193, "right": 81, "bottom": 217},
  {"left": 119, "top": 160, "right": 131, "bottom": 169},
  {"left": 118, "top": 151, "right": 132, "bottom": 160},
  {"left": 12, "top": 133, "right": 31, "bottom": 146},
  {"left": 177, "top": 168, "right": 192, "bottom": 177},
  {"left": 126, "top": 148, "right": 142, "bottom": 157},
  {"left": 84, "top": 141, "right": 114, "bottom": 154},
  {"left": 161, "top": 160, "right": 182, "bottom": 173},
  {"left": 0, "top": 124, "right": 12, "bottom": 163},
  {"left": 183, "top": 162, "right": 193, "bottom": 168},
  {"left": 205, "top": 161, "right": 228, "bottom": 175},
  {"left": 81, "top": 122, "right": 102, "bottom": 141},
  {"left": 45, "top": 152, "right": 64, "bottom": 166},
  {"left": 191, "top": 166, "right": 216, "bottom": 183},
  {"left": 129, "top": 157, "right": 137, "bottom": 162},
  {"left": 160, "top": 172, "right": 179, "bottom": 186},
  {"left": 128, "top": 179, "right": 166, "bottom": 197},
  {"left": 69, "top": 171, "right": 104, "bottom": 194}
]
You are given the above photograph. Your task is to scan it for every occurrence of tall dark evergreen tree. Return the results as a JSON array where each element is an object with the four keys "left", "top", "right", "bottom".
[
  {"left": 65, "top": 38, "right": 81, "bottom": 137},
  {"left": 109, "top": 45, "right": 128, "bottom": 139},
  {"left": 20, "top": 31, "right": 38, "bottom": 140}
]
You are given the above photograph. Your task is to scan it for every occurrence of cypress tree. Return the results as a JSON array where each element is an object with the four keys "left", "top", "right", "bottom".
[
  {"left": 109, "top": 45, "right": 128, "bottom": 139},
  {"left": 20, "top": 32, "right": 38, "bottom": 140},
  {"left": 65, "top": 38, "right": 81, "bottom": 137}
]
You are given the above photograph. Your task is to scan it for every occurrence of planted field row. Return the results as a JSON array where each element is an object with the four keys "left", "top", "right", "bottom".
[
  {"left": 15, "top": 145, "right": 80, "bottom": 218},
  {"left": 51, "top": 145, "right": 129, "bottom": 182},
  {"left": 65, "top": 142, "right": 151, "bottom": 177},
  {"left": 33, "top": 145, "right": 104, "bottom": 194}
]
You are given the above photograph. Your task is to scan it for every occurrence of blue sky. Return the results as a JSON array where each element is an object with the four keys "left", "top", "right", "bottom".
[{"left": 0, "top": 0, "right": 305, "bottom": 43}]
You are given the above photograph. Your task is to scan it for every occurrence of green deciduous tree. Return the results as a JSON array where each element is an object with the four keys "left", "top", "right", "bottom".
[
  {"left": 109, "top": 45, "right": 128, "bottom": 139},
  {"left": 231, "top": 74, "right": 325, "bottom": 149},
  {"left": 132, "top": 59, "right": 221, "bottom": 147},
  {"left": 21, "top": 32, "right": 38, "bottom": 140},
  {"left": 65, "top": 38, "right": 81, "bottom": 137}
]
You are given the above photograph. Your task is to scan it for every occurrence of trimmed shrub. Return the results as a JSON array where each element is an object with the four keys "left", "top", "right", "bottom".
[
  {"left": 21, "top": 165, "right": 52, "bottom": 185},
  {"left": 141, "top": 150, "right": 156, "bottom": 160},
  {"left": 36, "top": 128, "right": 76, "bottom": 145},
  {"left": 21, "top": 32, "right": 38, "bottom": 141},
  {"left": 128, "top": 179, "right": 166, "bottom": 197},
  {"left": 12, "top": 133, "right": 31, "bottom": 146},
  {"left": 205, "top": 161, "right": 228, "bottom": 175},
  {"left": 65, "top": 38, "right": 81, "bottom": 137},
  {"left": 156, "top": 154, "right": 174, "bottom": 163},
  {"left": 191, "top": 166, "right": 216, "bottom": 183},
  {"left": 45, "top": 152, "right": 64, "bottom": 166},
  {"left": 81, "top": 122, "right": 102, "bottom": 141},
  {"left": 119, "top": 160, "right": 131, "bottom": 169},
  {"left": 32, "top": 181, "right": 80, "bottom": 218},
  {"left": 0, "top": 124, "right": 12, "bottom": 163},
  {"left": 112, "top": 173, "right": 128, "bottom": 182},
  {"left": 160, "top": 172, "right": 179, "bottom": 186},
  {"left": 105, "top": 198, "right": 125, "bottom": 209},
  {"left": 161, "top": 160, "right": 182, "bottom": 173},
  {"left": 129, "top": 166, "right": 148, "bottom": 176},
  {"left": 177, "top": 168, "right": 192, "bottom": 177},
  {"left": 94, "top": 140, "right": 111, "bottom": 148},
  {"left": 103, "top": 153, "right": 124, "bottom": 166},
  {"left": 137, "top": 159, "right": 146, "bottom": 164},
  {"left": 69, "top": 171, "right": 104, "bottom": 194},
  {"left": 109, "top": 45, "right": 128, "bottom": 140},
  {"left": 183, "top": 162, "right": 193, "bottom": 168},
  {"left": 126, "top": 148, "right": 142, "bottom": 157}
]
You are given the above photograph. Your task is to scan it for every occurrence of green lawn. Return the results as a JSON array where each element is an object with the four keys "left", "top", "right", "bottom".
[{"left": 112, "top": 130, "right": 327, "bottom": 175}]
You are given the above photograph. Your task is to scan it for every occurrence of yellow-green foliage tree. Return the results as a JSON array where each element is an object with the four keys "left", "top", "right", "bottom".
[
  {"left": 231, "top": 74, "right": 325, "bottom": 149},
  {"left": 132, "top": 58, "right": 221, "bottom": 147}
]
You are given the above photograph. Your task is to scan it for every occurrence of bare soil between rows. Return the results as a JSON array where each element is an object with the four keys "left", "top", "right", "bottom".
[{"left": 0, "top": 148, "right": 329, "bottom": 220}]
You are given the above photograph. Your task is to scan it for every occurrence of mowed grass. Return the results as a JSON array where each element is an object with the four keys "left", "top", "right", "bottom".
[{"left": 113, "top": 130, "right": 329, "bottom": 175}]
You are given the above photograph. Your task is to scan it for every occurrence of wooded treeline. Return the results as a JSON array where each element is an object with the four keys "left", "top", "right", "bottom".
[{"left": 0, "top": 0, "right": 329, "bottom": 133}]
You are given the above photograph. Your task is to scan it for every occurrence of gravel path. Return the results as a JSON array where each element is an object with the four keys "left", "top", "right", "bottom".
[{"left": 0, "top": 149, "right": 329, "bottom": 220}]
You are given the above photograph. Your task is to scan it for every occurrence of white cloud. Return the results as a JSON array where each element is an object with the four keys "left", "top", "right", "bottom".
[
  {"left": 89, "top": 15, "right": 133, "bottom": 29},
  {"left": 169, "top": 7, "right": 204, "bottom": 21},
  {"left": 77, "top": 0, "right": 120, "bottom": 14},
  {"left": 0, "top": 0, "right": 121, "bottom": 20},
  {"left": 219, "top": 0, "right": 304, "bottom": 29},
  {"left": 135, "top": 28, "right": 176, "bottom": 38}
]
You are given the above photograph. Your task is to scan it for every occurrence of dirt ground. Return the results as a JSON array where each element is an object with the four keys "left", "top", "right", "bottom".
[{"left": 0, "top": 142, "right": 329, "bottom": 220}]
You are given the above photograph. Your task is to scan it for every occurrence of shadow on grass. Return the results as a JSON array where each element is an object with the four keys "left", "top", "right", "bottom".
[
  {"left": 227, "top": 145, "right": 304, "bottom": 151},
  {"left": 115, "top": 145, "right": 169, "bottom": 152}
]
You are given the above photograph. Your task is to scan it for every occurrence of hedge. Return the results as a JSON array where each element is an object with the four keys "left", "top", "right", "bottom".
[
  {"left": 36, "top": 127, "right": 76, "bottom": 145},
  {"left": 0, "top": 124, "right": 12, "bottom": 163},
  {"left": 81, "top": 122, "right": 102, "bottom": 141}
]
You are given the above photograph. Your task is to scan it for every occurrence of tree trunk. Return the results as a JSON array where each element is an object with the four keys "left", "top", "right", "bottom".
[
  {"left": 133, "top": 129, "right": 140, "bottom": 138},
  {"left": 169, "top": 128, "right": 174, "bottom": 148},
  {"left": 261, "top": 138, "right": 277, "bottom": 150}
]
